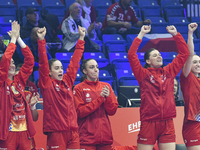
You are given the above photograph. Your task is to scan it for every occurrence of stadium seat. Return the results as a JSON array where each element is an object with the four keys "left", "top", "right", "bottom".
[
  {"left": 163, "top": 7, "right": 185, "bottom": 22},
  {"left": 93, "top": 0, "right": 112, "bottom": 18},
  {"left": 160, "top": 0, "right": 181, "bottom": 8},
  {"left": 83, "top": 52, "right": 109, "bottom": 68},
  {"left": 141, "top": 7, "right": 161, "bottom": 20},
  {"left": 55, "top": 52, "right": 81, "bottom": 70},
  {"left": 74, "top": 70, "right": 83, "bottom": 85},
  {"left": 168, "top": 16, "right": 189, "bottom": 24},
  {"left": 116, "top": 69, "right": 138, "bottom": 86},
  {"left": 56, "top": 52, "right": 74, "bottom": 61},
  {"left": 109, "top": 52, "right": 127, "bottom": 63},
  {"left": 151, "top": 24, "right": 169, "bottom": 34},
  {"left": 99, "top": 70, "right": 115, "bottom": 91},
  {"left": 160, "top": 52, "right": 177, "bottom": 64},
  {"left": 41, "top": 0, "right": 66, "bottom": 17},
  {"left": 138, "top": 0, "right": 159, "bottom": 8},
  {"left": 0, "top": 0, "right": 17, "bottom": 17},
  {"left": 102, "top": 34, "right": 127, "bottom": 55},
  {"left": 34, "top": 70, "right": 39, "bottom": 84}
]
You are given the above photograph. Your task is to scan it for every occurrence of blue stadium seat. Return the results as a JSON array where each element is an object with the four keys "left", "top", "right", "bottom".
[
  {"left": 109, "top": 52, "right": 127, "bottom": 63},
  {"left": 74, "top": 70, "right": 83, "bottom": 85},
  {"left": 116, "top": 69, "right": 138, "bottom": 86},
  {"left": 55, "top": 52, "right": 81, "bottom": 70},
  {"left": 93, "top": 0, "right": 112, "bottom": 18},
  {"left": 163, "top": 7, "right": 185, "bottom": 22},
  {"left": 34, "top": 70, "right": 39, "bottom": 84},
  {"left": 138, "top": 0, "right": 159, "bottom": 8},
  {"left": 151, "top": 24, "right": 168, "bottom": 34},
  {"left": 0, "top": 0, "right": 17, "bottom": 17},
  {"left": 168, "top": 16, "right": 189, "bottom": 24},
  {"left": 41, "top": 0, "right": 66, "bottom": 17},
  {"left": 175, "top": 24, "right": 189, "bottom": 34},
  {"left": 83, "top": 52, "right": 109, "bottom": 68},
  {"left": 146, "top": 17, "right": 168, "bottom": 24},
  {"left": 0, "top": 23, "right": 11, "bottom": 39},
  {"left": 99, "top": 70, "right": 114, "bottom": 90},
  {"left": 0, "top": 16, "right": 15, "bottom": 24},
  {"left": 102, "top": 34, "right": 127, "bottom": 55},
  {"left": 160, "top": 0, "right": 181, "bottom": 8},
  {"left": 141, "top": 7, "right": 161, "bottom": 20},
  {"left": 160, "top": 52, "right": 177, "bottom": 64}
]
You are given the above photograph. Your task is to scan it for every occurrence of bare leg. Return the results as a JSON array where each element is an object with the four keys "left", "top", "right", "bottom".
[
  {"left": 158, "top": 142, "right": 175, "bottom": 150},
  {"left": 137, "top": 143, "right": 154, "bottom": 150},
  {"left": 187, "top": 145, "right": 200, "bottom": 150}
]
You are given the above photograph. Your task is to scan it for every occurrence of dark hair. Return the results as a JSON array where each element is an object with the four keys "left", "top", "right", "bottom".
[
  {"left": 143, "top": 48, "right": 156, "bottom": 68},
  {"left": 80, "top": 58, "right": 95, "bottom": 82},
  {"left": 48, "top": 58, "right": 59, "bottom": 71}
]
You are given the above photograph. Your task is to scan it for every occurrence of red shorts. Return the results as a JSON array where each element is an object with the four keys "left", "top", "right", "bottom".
[
  {"left": 137, "top": 119, "right": 175, "bottom": 145},
  {"left": 0, "top": 131, "right": 31, "bottom": 150},
  {"left": 47, "top": 130, "right": 80, "bottom": 150},
  {"left": 80, "top": 144, "right": 112, "bottom": 150},
  {"left": 182, "top": 120, "right": 200, "bottom": 147}
]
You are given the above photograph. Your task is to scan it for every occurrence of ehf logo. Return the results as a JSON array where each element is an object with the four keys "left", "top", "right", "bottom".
[{"left": 150, "top": 75, "right": 155, "bottom": 83}]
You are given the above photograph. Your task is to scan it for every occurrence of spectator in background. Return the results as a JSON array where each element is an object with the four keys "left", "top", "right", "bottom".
[
  {"left": 13, "top": 27, "right": 52, "bottom": 72},
  {"left": 61, "top": 2, "right": 99, "bottom": 52},
  {"left": 101, "top": 0, "right": 151, "bottom": 38},
  {"left": 59, "top": 0, "right": 102, "bottom": 39},
  {"left": 20, "top": 7, "right": 61, "bottom": 57}
]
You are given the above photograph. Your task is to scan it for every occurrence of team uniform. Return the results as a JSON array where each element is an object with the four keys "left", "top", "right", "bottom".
[
  {"left": 38, "top": 39, "right": 85, "bottom": 150},
  {"left": 127, "top": 33, "right": 189, "bottom": 144},
  {"left": 102, "top": 2, "right": 138, "bottom": 33},
  {"left": 0, "top": 43, "right": 36, "bottom": 149},
  {"left": 73, "top": 79, "right": 119, "bottom": 150},
  {"left": 180, "top": 71, "right": 200, "bottom": 147}
]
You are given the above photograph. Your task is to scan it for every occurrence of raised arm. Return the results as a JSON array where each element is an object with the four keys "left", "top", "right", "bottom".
[
  {"left": 16, "top": 36, "right": 34, "bottom": 87},
  {"left": 0, "top": 21, "right": 19, "bottom": 86},
  {"left": 37, "top": 27, "right": 51, "bottom": 88},
  {"left": 127, "top": 25, "right": 151, "bottom": 82},
  {"left": 164, "top": 25, "right": 189, "bottom": 77},
  {"left": 182, "top": 23, "right": 198, "bottom": 77},
  {"left": 73, "top": 86, "right": 105, "bottom": 118},
  {"left": 63, "top": 26, "right": 85, "bottom": 88}
]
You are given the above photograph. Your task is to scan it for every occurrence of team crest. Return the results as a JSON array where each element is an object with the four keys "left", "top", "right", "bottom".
[{"left": 11, "top": 85, "right": 19, "bottom": 94}]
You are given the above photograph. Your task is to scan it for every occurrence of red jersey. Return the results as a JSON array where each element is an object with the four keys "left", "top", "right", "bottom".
[
  {"left": 102, "top": 2, "right": 138, "bottom": 32},
  {"left": 180, "top": 71, "right": 200, "bottom": 123},
  {"left": 0, "top": 43, "right": 35, "bottom": 140},
  {"left": 73, "top": 79, "right": 118, "bottom": 145},
  {"left": 38, "top": 39, "right": 85, "bottom": 133},
  {"left": 127, "top": 33, "right": 189, "bottom": 122}
]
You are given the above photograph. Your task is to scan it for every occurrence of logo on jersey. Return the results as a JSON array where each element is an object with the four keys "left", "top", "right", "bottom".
[
  {"left": 127, "top": 16, "right": 131, "bottom": 20},
  {"left": 85, "top": 93, "right": 91, "bottom": 102},
  {"left": 7, "top": 86, "right": 10, "bottom": 95},
  {"left": 86, "top": 93, "right": 90, "bottom": 97},
  {"left": 73, "top": 90, "right": 75, "bottom": 95},
  {"left": 55, "top": 84, "right": 60, "bottom": 91},
  {"left": 11, "top": 85, "right": 19, "bottom": 94},
  {"left": 83, "top": 88, "right": 90, "bottom": 91},
  {"left": 150, "top": 75, "right": 155, "bottom": 83}
]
